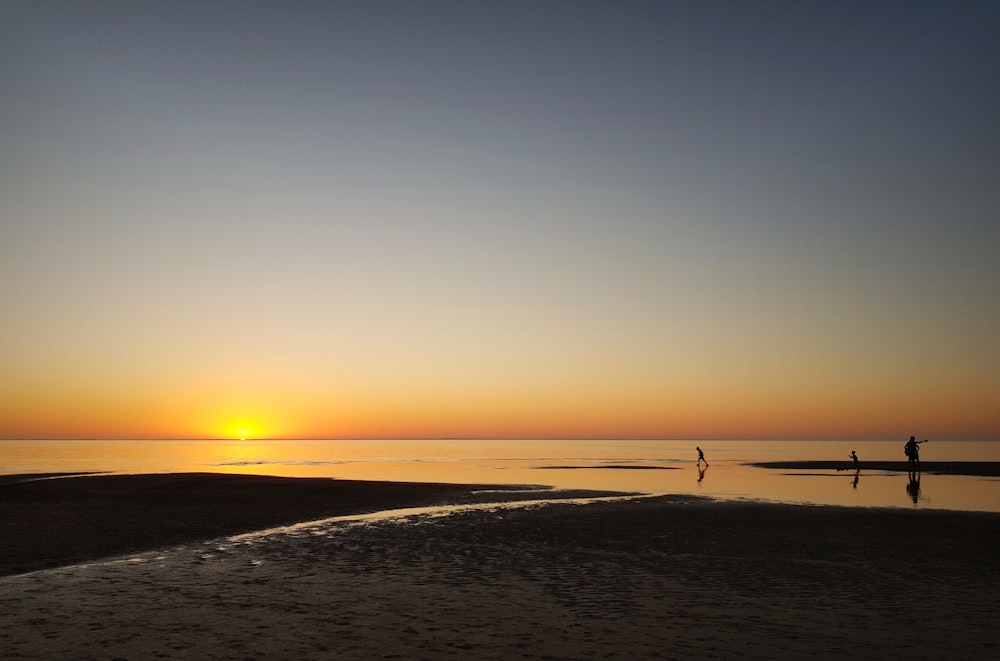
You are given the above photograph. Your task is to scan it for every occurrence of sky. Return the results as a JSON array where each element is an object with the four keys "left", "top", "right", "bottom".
[{"left": 2, "top": 1, "right": 998, "bottom": 441}]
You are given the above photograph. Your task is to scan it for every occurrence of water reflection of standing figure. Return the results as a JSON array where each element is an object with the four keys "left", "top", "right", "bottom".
[{"left": 906, "top": 474, "right": 921, "bottom": 503}]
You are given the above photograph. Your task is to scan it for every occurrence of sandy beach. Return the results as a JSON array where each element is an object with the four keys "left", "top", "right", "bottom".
[{"left": 2, "top": 473, "right": 999, "bottom": 659}]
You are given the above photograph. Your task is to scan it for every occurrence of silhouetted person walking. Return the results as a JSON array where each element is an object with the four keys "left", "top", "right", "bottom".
[
  {"left": 696, "top": 446, "right": 708, "bottom": 467},
  {"left": 850, "top": 450, "right": 860, "bottom": 471}
]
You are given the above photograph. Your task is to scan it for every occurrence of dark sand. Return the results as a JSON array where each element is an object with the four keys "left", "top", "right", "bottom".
[
  {"left": 2, "top": 473, "right": 999, "bottom": 659},
  {"left": 748, "top": 461, "right": 1000, "bottom": 476},
  {"left": 0, "top": 472, "right": 553, "bottom": 576}
]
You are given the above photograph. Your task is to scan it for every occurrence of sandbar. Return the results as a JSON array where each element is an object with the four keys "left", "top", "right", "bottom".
[
  {"left": 0, "top": 472, "right": 580, "bottom": 576},
  {"left": 747, "top": 460, "right": 1000, "bottom": 476}
]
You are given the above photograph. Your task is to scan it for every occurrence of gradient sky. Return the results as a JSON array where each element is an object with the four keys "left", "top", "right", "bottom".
[{"left": 2, "top": 1, "right": 998, "bottom": 440}]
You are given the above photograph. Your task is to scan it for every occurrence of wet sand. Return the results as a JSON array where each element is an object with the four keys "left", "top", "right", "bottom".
[
  {"left": 2, "top": 473, "right": 999, "bottom": 659},
  {"left": 0, "top": 472, "right": 553, "bottom": 576},
  {"left": 747, "top": 461, "right": 1000, "bottom": 476}
]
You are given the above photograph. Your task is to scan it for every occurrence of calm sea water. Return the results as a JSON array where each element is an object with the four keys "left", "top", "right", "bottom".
[{"left": 2, "top": 439, "right": 998, "bottom": 512}]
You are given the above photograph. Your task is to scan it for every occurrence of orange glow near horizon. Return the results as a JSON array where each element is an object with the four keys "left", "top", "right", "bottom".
[
  {"left": 1, "top": 320, "right": 998, "bottom": 441},
  {"left": 2, "top": 379, "right": 996, "bottom": 441}
]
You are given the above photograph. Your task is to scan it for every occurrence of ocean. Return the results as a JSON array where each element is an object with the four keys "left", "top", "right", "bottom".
[{"left": 2, "top": 438, "right": 998, "bottom": 512}]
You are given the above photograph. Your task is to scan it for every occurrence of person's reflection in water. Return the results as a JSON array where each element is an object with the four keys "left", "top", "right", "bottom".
[
  {"left": 906, "top": 474, "right": 921, "bottom": 504},
  {"left": 852, "top": 471, "right": 860, "bottom": 489},
  {"left": 697, "top": 463, "right": 707, "bottom": 483}
]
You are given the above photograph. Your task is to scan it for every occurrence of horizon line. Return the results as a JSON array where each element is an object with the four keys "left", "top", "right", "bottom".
[{"left": 2, "top": 436, "right": 994, "bottom": 442}]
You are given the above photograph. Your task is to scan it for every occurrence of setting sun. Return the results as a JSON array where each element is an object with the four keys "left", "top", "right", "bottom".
[
  {"left": 190, "top": 399, "right": 291, "bottom": 441},
  {"left": 222, "top": 420, "right": 264, "bottom": 441}
]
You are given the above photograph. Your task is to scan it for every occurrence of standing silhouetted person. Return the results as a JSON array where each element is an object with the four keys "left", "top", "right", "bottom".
[
  {"left": 696, "top": 446, "right": 708, "bottom": 466},
  {"left": 850, "top": 450, "right": 860, "bottom": 471},
  {"left": 904, "top": 436, "right": 926, "bottom": 472}
]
